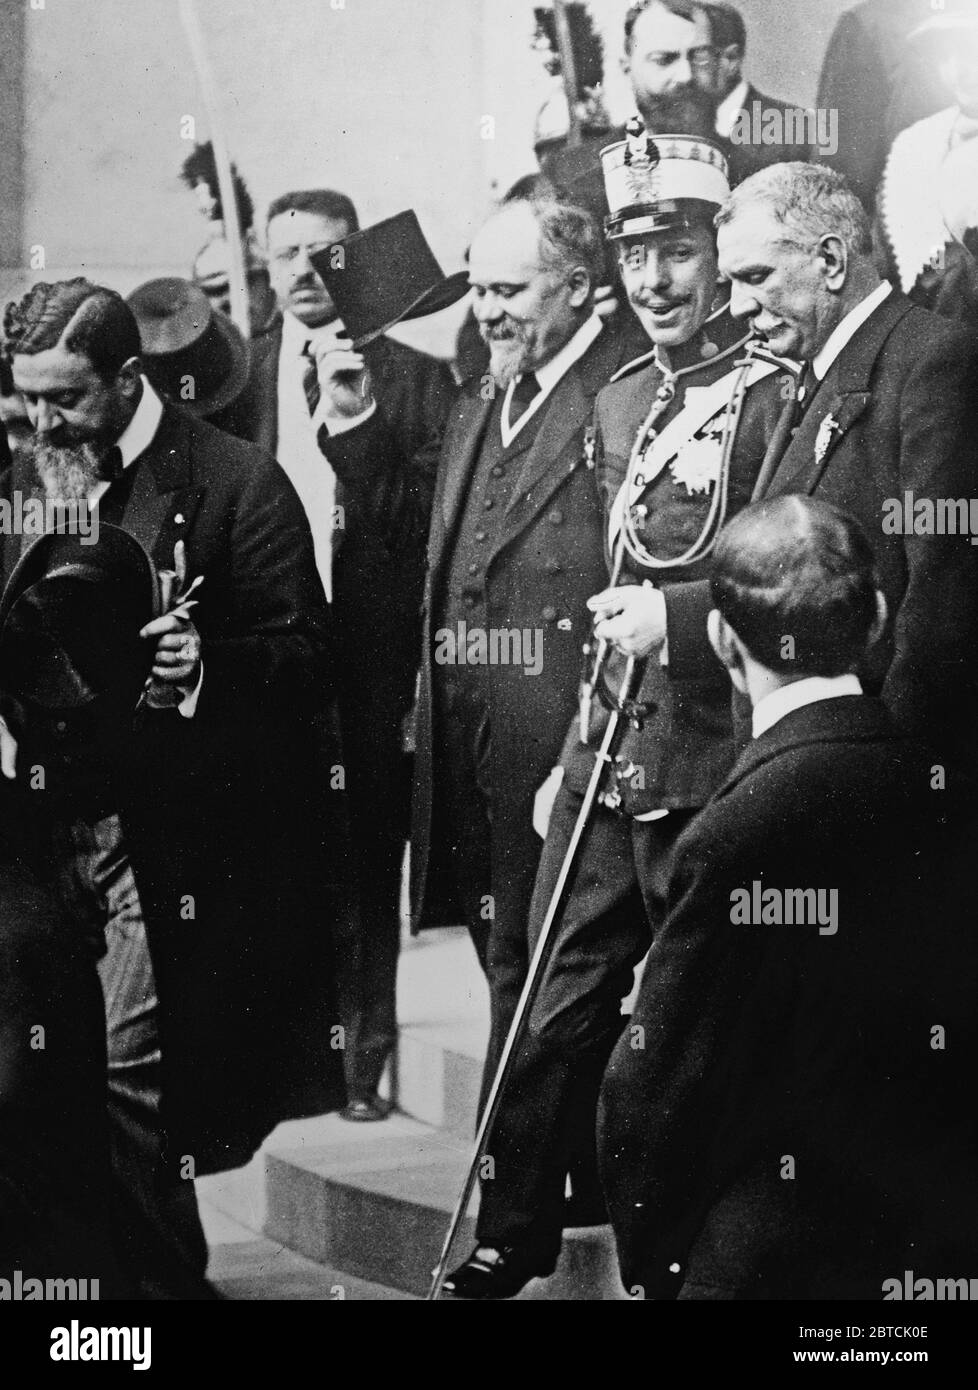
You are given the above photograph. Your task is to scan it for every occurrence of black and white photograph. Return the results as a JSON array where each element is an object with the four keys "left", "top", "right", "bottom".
[{"left": 0, "top": 0, "right": 976, "bottom": 1364}]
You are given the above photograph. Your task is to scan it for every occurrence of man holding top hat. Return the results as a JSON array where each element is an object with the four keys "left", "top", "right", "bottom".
[
  {"left": 1, "top": 278, "right": 343, "bottom": 1298},
  {"left": 443, "top": 121, "right": 789, "bottom": 1299},
  {"left": 226, "top": 196, "right": 460, "bottom": 1122}
]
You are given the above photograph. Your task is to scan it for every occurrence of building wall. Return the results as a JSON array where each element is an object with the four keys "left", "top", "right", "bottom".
[{"left": 1, "top": 0, "right": 853, "bottom": 353}]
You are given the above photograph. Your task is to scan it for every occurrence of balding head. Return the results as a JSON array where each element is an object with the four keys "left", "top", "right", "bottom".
[{"left": 468, "top": 198, "right": 600, "bottom": 385}]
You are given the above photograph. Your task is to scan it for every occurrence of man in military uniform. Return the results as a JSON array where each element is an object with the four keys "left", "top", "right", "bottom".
[{"left": 444, "top": 122, "right": 791, "bottom": 1299}]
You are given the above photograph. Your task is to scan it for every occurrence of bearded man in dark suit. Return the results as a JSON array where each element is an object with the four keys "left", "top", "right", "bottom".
[
  {"left": 219, "top": 188, "right": 456, "bottom": 1122},
  {"left": 599, "top": 496, "right": 978, "bottom": 1299},
  {"left": 3, "top": 278, "right": 343, "bottom": 1297}
]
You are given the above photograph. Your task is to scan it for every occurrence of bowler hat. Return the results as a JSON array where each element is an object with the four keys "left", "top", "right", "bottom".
[
  {"left": 128, "top": 277, "right": 251, "bottom": 416},
  {"left": 310, "top": 210, "right": 469, "bottom": 348},
  {"left": 0, "top": 524, "right": 160, "bottom": 714}
]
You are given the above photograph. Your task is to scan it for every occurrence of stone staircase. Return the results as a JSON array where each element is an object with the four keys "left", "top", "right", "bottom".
[{"left": 201, "top": 928, "right": 629, "bottom": 1300}]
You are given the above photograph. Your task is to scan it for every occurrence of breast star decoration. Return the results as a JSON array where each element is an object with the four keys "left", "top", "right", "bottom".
[{"left": 668, "top": 423, "right": 725, "bottom": 496}]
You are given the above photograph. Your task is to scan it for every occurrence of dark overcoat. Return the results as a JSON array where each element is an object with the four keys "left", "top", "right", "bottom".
[{"left": 599, "top": 697, "right": 978, "bottom": 1299}]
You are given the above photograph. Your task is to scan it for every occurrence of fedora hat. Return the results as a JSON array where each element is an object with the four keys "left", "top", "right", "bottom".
[
  {"left": 0, "top": 524, "right": 160, "bottom": 714},
  {"left": 127, "top": 277, "right": 251, "bottom": 417},
  {"left": 310, "top": 210, "right": 469, "bottom": 348}
]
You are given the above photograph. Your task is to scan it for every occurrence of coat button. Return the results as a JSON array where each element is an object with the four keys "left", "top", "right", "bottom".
[
  {"left": 491, "top": 465, "right": 505, "bottom": 478},
  {"left": 467, "top": 563, "right": 479, "bottom": 575},
  {"left": 542, "top": 605, "right": 557, "bottom": 622},
  {"left": 174, "top": 512, "right": 185, "bottom": 525},
  {"left": 546, "top": 559, "right": 562, "bottom": 575},
  {"left": 548, "top": 509, "right": 563, "bottom": 525},
  {"left": 484, "top": 497, "right": 494, "bottom": 510},
  {"left": 474, "top": 529, "right": 487, "bottom": 542}
]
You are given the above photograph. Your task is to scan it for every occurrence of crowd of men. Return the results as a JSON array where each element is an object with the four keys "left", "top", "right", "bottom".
[{"left": 1, "top": 0, "right": 976, "bottom": 1301}]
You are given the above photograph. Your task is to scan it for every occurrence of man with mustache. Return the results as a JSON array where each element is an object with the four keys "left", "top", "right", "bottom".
[
  {"left": 222, "top": 188, "right": 456, "bottom": 1123},
  {"left": 2, "top": 278, "right": 342, "bottom": 1297},
  {"left": 716, "top": 161, "right": 978, "bottom": 774},
  {"left": 442, "top": 126, "right": 788, "bottom": 1299},
  {"left": 411, "top": 196, "right": 634, "bottom": 1153}
]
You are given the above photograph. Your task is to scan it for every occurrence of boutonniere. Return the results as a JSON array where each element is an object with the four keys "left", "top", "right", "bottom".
[
  {"left": 669, "top": 427, "right": 724, "bottom": 496},
  {"left": 814, "top": 413, "right": 841, "bottom": 467}
]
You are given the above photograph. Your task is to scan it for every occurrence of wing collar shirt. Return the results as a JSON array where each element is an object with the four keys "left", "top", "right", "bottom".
[
  {"left": 811, "top": 281, "right": 892, "bottom": 382},
  {"left": 752, "top": 673, "right": 863, "bottom": 739},
  {"left": 93, "top": 376, "right": 202, "bottom": 717},
  {"left": 715, "top": 79, "right": 750, "bottom": 140}
]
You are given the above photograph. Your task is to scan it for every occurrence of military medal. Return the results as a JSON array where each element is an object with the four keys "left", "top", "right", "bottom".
[{"left": 669, "top": 426, "right": 725, "bottom": 496}]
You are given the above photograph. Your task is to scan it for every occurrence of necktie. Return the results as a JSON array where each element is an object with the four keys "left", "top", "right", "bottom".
[
  {"left": 506, "top": 371, "right": 541, "bottom": 431},
  {"left": 98, "top": 445, "right": 124, "bottom": 483},
  {"left": 301, "top": 342, "right": 321, "bottom": 416},
  {"left": 795, "top": 362, "right": 816, "bottom": 419}
]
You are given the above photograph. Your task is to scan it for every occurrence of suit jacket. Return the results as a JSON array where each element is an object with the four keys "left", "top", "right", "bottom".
[
  {"left": 410, "top": 322, "right": 634, "bottom": 934},
  {"left": 816, "top": 0, "right": 948, "bottom": 208},
  {"left": 560, "top": 317, "right": 790, "bottom": 814},
  {"left": 672, "top": 293, "right": 978, "bottom": 774},
  {"left": 599, "top": 696, "right": 978, "bottom": 1299},
  {"left": 725, "top": 85, "right": 812, "bottom": 184},
  {"left": 7, "top": 403, "right": 345, "bottom": 1174},
  {"left": 218, "top": 315, "right": 456, "bottom": 776}
]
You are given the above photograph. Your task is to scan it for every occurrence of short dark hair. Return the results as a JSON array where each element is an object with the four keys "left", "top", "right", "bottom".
[
  {"left": 265, "top": 188, "right": 359, "bottom": 234},
  {"left": 707, "top": 3, "right": 745, "bottom": 53},
  {"left": 624, "top": 0, "right": 710, "bottom": 54},
  {"left": 2, "top": 279, "right": 141, "bottom": 381},
  {"left": 710, "top": 496, "right": 880, "bottom": 678}
]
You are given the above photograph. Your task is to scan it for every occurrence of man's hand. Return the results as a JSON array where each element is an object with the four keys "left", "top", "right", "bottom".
[
  {"left": 139, "top": 612, "right": 202, "bottom": 687},
  {"left": 588, "top": 584, "right": 667, "bottom": 658},
  {"left": 310, "top": 327, "right": 375, "bottom": 420}
]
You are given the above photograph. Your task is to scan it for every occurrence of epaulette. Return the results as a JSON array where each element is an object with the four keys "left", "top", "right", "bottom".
[{"left": 608, "top": 348, "right": 658, "bottom": 384}]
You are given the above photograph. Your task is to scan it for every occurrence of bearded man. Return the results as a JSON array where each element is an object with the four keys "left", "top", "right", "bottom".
[{"left": 410, "top": 197, "right": 633, "bottom": 1018}]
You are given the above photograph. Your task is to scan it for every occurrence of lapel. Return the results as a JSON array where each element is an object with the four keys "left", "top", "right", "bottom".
[
  {"left": 438, "top": 391, "right": 494, "bottom": 536},
  {"left": 248, "top": 318, "right": 282, "bottom": 457},
  {"left": 498, "top": 324, "right": 628, "bottom": 541},
  {"left": 759, "top": 292, "right": 913, "bottom": 500},
  {"left": 120, "top": 406, "right": 207, "bottom": 573}
]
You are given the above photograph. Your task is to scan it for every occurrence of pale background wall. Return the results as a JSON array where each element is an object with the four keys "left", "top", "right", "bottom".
[{"left": 1, "top": 0, "right": 853, "bottom": 354}]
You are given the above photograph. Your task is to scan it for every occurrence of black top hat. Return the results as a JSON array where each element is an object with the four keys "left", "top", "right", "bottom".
[
  {"left": 127, "top": 277, "right": 251, "bottom": 417},
  {"left": 310, "top": 210, "right": 470, "bottom": 348},
  {"left": 0, "top": 524, "right": 160, "bottom": 715}
]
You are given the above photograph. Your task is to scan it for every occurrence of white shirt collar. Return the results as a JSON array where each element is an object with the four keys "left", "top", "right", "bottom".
[
  {"left": 500, "top": 313, "right": 603, "bottom": 447},
  {"left": 116, "top": 377, "right": 164, "bottom": 468},
  {"left": 282, "top": 308, "right": 348, "bottom": 354},
  {"left": 752, "top": 673, "right": 863, "bottom": 740},
  {"left": 716, "top": 79, "right": 750, "bottom": 139},
  {"left": 812, "top": 281, "right": 892, "bottom": 382}
]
